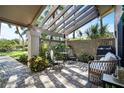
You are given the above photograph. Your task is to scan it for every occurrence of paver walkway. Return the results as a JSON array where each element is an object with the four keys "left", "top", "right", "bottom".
[{"left": 0, "top": 56, "right": 97, "bottom": 88}]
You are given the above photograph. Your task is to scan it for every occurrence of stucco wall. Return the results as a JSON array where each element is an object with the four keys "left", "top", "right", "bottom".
[{"left": 67, "top": 38, "right": 115, "bottom": 57}]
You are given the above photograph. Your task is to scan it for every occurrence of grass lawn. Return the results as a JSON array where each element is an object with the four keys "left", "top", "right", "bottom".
[{"left": 0, "top": 50, "right": 27, "bottom": 59}]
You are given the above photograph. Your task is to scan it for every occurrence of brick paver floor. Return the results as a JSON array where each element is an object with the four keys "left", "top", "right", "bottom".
[{"left": 0, "top": 56, "right": 98, "bottom": 88}]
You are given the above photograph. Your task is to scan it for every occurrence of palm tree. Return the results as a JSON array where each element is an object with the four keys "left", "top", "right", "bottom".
[
  {"left": 5, "top": 23, "right": 28, "bottom": 47},
  {"left": 15, "top": 26, "right": 25, "bottom": 46},
  {"left": 85, "top": 24, "right": 99, "bottom": 39},
  {"left": 85, "top": 24, "right": 113, "bottom": 39},
  {"left": 77, "top": 30, "right": 83, "bottom": 38}
]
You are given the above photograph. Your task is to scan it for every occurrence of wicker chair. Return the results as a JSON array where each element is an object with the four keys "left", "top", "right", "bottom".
[{"left": 88, "top": 60, "right": 118, "bottom": 86}]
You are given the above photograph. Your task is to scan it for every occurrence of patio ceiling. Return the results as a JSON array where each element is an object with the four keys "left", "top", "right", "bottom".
[
  {"left": 0, "top": 5, "right": 46, "bottom": 27},
  {"left": 96, "top": 5, "right": 114, "bottom": 17}
]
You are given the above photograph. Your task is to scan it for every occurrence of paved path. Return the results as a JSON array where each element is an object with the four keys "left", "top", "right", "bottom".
[{"left": 0, "top": 56, "right": 97, "bottom": 88}]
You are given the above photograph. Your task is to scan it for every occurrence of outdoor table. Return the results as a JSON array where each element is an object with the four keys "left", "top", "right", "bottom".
[{"left": 101, "top": 74, "right": 124, "bottom": 88}]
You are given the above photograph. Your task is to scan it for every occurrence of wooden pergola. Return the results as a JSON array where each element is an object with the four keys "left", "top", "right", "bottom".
[{"left": 40, "top": 5, "right": 113, "bottom": 37}]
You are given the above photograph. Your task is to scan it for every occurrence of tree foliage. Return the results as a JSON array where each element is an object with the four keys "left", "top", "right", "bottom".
[
  {"left": 85, "top": 24, "right": 113, "bottom": 39},
  {"left": 0, "top": 39, "right": 17, "bottom": 52}
]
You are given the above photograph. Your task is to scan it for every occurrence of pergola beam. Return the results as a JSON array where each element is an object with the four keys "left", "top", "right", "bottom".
[
  {"left": 33, "top": 27, "right": 64, "bottom": 37},
  {"left": 40, "top": 5, "right": 59, "bottom": 27},
  {"left": 59, "top": 6, "right": 96, "bottom": 33},
  {"left": 49, "top": 5, "right": 83, "bottom": 32},
  {"left": 41, "top": 29, "right": 64, "bottom": 37},
  {"left": 42, "top": 39, "right": 64, "bottom": 43},
  {"left": 64, "top": 10, "right": 98, "bottom": 35},
  {"left": 56, "top": 5, "right": 93, "bottom": 33},
  {"left": 46, "top": 5, "right": 72, "bottom": 29}
]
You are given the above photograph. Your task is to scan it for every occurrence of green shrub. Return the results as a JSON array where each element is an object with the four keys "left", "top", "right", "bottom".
[
  {"left": 18, "top": 54, "right": 28, "bottom": 65},
  {"left": 29, "top": 56, "right": 49, "bottom": 72},
  {"left": 22, "top": 47, "right": 28, "bottom": 51},
  {"left": 51, "top": 43, "right": 67, "bottom": 60},
  {"left": 79, "top": 52, "right": 94, "bottom": 63},
  {"left": 39, "top": 43, "right": 48, "bottom": 57},
  {"left": 15, "top": 45, "right": 23, "bottom": 49},
  {"left": 0, "top": 39, "right": 16, "bottom": 52}
]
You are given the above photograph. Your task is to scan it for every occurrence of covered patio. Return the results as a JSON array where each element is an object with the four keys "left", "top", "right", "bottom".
[{"left": 0, "top": 5, "right": 123, "bottom": 88}]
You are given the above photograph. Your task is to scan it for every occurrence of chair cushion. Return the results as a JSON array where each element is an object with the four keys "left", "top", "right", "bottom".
[
  {"left": 100, "top": 57, "right": 105, "bottom": 61},
  {"left": 104, "top": 52, "right": 117, "bottom": 61},
  {"left": 99, "top": 52, "right": 117, "bottom": 61}
]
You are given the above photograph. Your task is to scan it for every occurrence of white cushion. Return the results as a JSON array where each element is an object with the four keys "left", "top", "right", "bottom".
[
  {"left": 100, "top": 57, "right": 105, "bottom": 61},
  {"left": 104, "top": 52, "right": 117, "bottom": 61}
]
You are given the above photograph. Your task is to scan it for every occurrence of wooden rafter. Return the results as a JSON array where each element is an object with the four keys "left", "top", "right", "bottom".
[
  {"left": 36, "top": 27, "right": 64, "bottom": 37},
  {"left": 46, "top": 5, "right": 72, "bottom": 29},
  {"left": 40, "top": 5, "right": 59, "bottom": 27},
  {"left": 49, "top": 5, "right": 83, "bottom": 32},
  {"left": 64, "top": 10, "right": 98, "bottom": 35},
  {"left": 41, "top": 29, "right": 64, "bottom": 37},
  {"left": 57, "top": 5, "right": 94, "bottom": 33},
  {"left": 60, "top": 6, "right": 97, "bottom": 34}
]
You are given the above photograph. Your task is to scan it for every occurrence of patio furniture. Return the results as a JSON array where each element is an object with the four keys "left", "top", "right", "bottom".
[
  {"left": 67, "top": 48, "right": 78, "bottom": 63},
  {"left": 96, "top": 45, "right": 115, "bottom": 60},
  {"left": 88, "top": 52, "right": 120, "bottom": 86},
  {"left": 88, "top": 60, "right": 118, "bottom": 86},
  {"left": 101, "top": 74, "right": 124, "bottom": 88}
]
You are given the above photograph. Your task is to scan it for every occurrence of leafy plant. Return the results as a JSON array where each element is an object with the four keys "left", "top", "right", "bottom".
[
  {"left": 29, "top": 56, "right": 49, "bottom": 72},
  {"left": 51, "top": 43, "right": 67, "bottom": 60},
  {"left": 17, "top": 54, "right": 28, "bottom": 65},
  {"left": 85, "top": 24, "right": 113, "bottom": 39},
  {"left": 79, "top": 52, "right": 94, "bottom": 63}
]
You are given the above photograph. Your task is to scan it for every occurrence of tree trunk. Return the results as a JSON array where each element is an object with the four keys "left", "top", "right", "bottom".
[{"left": 16, "top": 26, "right": 25, "bottom": 49}]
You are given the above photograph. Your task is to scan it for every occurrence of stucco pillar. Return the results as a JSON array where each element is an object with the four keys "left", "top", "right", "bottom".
[{"left": 27, "top": 27, "right": 41, "bottom": 61}]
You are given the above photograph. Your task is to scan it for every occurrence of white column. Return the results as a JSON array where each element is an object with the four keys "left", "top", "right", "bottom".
[{"left": 27, "top": 27, "right": 41, "bottom": 60}]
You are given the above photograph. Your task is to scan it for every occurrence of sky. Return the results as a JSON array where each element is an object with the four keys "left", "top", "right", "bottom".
[
  {"left": 0, "top": 11, "right": 114, "bottom": 40},
  {"left": 0, "top": 23, "right": 26, "bottom": 40}
]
